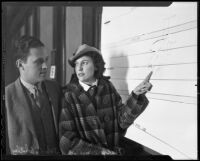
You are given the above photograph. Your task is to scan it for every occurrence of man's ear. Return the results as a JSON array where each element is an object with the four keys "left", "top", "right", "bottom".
[{"left": 16, "top": 59, "right": 24, "bottom": 70}]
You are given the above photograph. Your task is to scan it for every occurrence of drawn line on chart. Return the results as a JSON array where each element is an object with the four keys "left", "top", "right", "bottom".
[
  {"left": 106, "top": 44, "right": 197, "bottom": 59},
  {"left": 111, "top": 78, "right": 196, "bottom": 81},
  {"left": 142, "top": 20, "right": 196, "bottom": 35},
  {"left": 104, "top": 27, "right": 196, "bottom": 49},
  {"left": 134, "top": 124, "right": 193, "bottom": 159},
  {"left": 103, "top": 20, "right": 197, "bottom": 48},
  {"left": 104, "top": 19, "right": 196, "bottom": 41},
  {"left": 103, "top": 8, "right": 137, "bottom": 24},
  {"left": 116, "top": 89, "right": 196, "bottom": 98},
  {"left": 148, "top": 92, "right": 196, "bottom": 98},
  {"left": 103, "top": 26, "right": 196, "bottom": 48},
  {"left": 119, "top": 94, "right": 196, "bottom": 105},
  {"left": 106, "top": 62, "right": 196, "bottom": 69},
  {"left": 147, "top": 97, "right": 197, "bottom": 105}
]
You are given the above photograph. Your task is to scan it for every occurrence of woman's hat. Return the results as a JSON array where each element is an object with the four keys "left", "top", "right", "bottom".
[{"left": 68, "top": 44, "right": 101, "bottom": 67}]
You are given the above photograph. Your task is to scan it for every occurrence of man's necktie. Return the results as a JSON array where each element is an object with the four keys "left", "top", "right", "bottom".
[{"left": 34, "top": 86, "right": 42, "bottom": 108}]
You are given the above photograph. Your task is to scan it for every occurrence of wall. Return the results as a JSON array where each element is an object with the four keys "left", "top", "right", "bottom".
[
  {"left": 39, "top": 7, "right": 53, "bottom": 80},
  {"left": 65, "top": 7, "right": 82, "bottom": 84},
  {"left": 101, "top": 2, "right": 197, "bottom": 159},
  {"left": 4, "top": 6, "right": 35, "bottom": 86},
  {"left": 34, "top": 6, "right": 82, "bottom": 85}
]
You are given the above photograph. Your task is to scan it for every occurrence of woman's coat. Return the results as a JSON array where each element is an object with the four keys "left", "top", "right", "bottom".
[{"left": 59, "top": 77, "right": 149, "bottom": 155}]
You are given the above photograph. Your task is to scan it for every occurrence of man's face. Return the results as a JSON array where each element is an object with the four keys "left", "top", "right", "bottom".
[
  {"left": 20, "top": 47, "right": 49, "bottom": 85},
  {"left": 75, "top": 56, "right": 96, "bottom": 84}
]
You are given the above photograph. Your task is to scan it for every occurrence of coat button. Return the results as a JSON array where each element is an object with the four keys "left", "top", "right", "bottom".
[{"left": 104, "top": 115, "right": 110, "bottom": 122}]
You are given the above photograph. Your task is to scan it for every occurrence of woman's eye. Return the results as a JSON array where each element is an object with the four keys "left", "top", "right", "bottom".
[{"left": 82, "top": 61, "right": 88, "bottom": 65}]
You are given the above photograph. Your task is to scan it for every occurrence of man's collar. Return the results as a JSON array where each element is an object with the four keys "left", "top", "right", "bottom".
[
  {"left": 20, "top": 77, "right": 35, "bottom": 93},
  {"left": 79, "top": 79, "right": 98, "bottom": 91}
]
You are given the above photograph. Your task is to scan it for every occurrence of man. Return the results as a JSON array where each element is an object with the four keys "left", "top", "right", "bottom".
[{"left": 5, "top": 35, "right": 62, "bottom": 155}]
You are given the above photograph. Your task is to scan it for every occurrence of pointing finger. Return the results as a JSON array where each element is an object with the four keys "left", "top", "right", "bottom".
[{"left": 143, "top": 71, "right": 153, "bottom": 83}]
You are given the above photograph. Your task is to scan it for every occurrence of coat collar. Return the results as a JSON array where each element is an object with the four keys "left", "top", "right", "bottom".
[
  {"left": 20, "top": 77, "right": 36, "bottom": 95},
  {"left": 66, "top": 77, "right": 107, "bottom": 94},
  {"left": 79, "top": 79, "right": 98, "bottom": 91}
]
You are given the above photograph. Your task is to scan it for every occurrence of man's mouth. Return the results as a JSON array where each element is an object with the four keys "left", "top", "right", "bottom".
[
  {"left": 40, "top": 72, "right": 47, "bottom": 76},
  {"left": 78, "top": 73, "right": 84, "bottom": 77}
]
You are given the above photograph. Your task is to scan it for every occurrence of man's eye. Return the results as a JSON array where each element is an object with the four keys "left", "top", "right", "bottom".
[{"left": 35, "top": 59, "right": 44, "bottom": 65}]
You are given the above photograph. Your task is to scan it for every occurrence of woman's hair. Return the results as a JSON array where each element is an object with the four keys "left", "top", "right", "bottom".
[
  {"left": 83, "top": 51, "right": 106, "bottom": 79},
  {"left": 14, "top": 35, "right": 44, "bottom": 62}
]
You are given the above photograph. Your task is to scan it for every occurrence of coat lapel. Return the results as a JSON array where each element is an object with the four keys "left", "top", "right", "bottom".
[
  {"left": 43, "top": 81, "right": 58, "bottom": 135},
  {"left": 96, "top": 80, "right": 105, "bottom": 96},
  {"left": 14, "top": 78, "right": 39, "bottom": 149},
  {"left": 72, "top": 82, "right": 108, "bottom": 145},
  {"left": 75, "top": 83, "right": 97, "bottom": 114}
]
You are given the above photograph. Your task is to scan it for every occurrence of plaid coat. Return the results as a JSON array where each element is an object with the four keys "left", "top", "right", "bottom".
[{"left": 59, "top": 77, "right": 149, "bottom": 155}]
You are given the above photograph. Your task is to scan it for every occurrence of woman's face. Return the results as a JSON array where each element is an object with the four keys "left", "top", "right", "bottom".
[{"left": 75, "top": 56, "right": 96, "bottom": 84}]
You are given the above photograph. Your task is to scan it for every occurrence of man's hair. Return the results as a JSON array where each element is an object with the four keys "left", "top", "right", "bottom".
[
  {"left": 83, "top": 51, "right": 106, "bottom": 79},
  {"left": 14, "top": 35, "right": 44, "bottom": 62}
]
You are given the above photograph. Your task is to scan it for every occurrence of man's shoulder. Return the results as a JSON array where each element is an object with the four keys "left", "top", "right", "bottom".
[
  {"left": 5, "top": 80, "right": 21, "bottom": 101},
  {"left": 5, "top": 80, "right": 18, "bottom": 93},
  {"left": 5, "top": 81, "right": 15, "bottom": 89}
]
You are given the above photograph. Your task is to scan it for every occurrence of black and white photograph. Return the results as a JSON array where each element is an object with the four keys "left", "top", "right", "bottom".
[{"left": 1, "top": 1, "right": 198, "bottom": 160}]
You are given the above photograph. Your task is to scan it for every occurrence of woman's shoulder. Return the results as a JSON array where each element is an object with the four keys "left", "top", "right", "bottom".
[
  {"left": 62, "top": 83, "right": 78, "bottom": 93},
  {"left": 100, "top": 76, "right": 116, "bottom": 89},
  {"left": 100, "top": 76, "right": 110, "bottom": 83}
]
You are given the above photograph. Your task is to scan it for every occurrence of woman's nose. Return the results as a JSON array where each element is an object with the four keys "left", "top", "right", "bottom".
[{"left": 77, "top": 64, "right": 83, "bottom": 71}]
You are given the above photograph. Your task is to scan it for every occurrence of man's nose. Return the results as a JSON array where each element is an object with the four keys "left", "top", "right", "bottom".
[{"left": 42, "top": 62, "right": 47, "bottom": 69}]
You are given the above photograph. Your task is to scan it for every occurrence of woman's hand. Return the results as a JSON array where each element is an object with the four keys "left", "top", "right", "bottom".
[{"left": 133, "top": 71, "right": 153, "bottom": 96}]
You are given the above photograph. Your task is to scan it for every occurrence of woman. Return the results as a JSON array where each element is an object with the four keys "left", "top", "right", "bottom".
[{"left": 59, "top": 44, "right": 152, "bottom": 155}]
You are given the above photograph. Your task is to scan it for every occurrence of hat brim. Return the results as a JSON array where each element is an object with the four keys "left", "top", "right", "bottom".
[{"left": 68, "top": 50, "right": 101, "bottom": 67}]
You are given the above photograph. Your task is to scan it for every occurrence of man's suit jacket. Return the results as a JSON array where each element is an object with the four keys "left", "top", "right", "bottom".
[{"left": 5, "top": 78, "right": 62, "bottom": 155}]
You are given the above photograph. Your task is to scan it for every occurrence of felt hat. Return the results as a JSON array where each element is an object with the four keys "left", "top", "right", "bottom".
[{"left": 68, "top": 44, "right": 101, "bottom": 67}]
